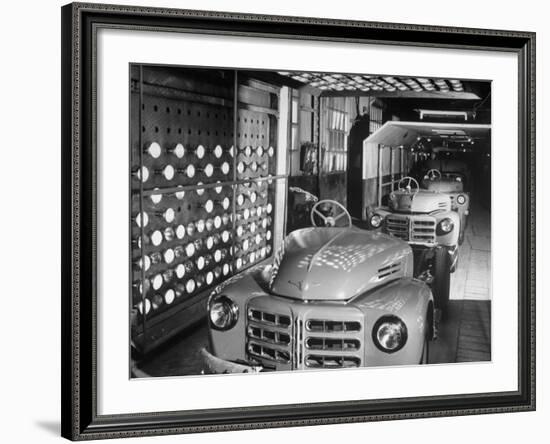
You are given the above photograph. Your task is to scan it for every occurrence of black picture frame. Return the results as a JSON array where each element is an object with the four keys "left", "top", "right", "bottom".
[{"left": 61, "top": 2, "right": 536, "bottom": 440}]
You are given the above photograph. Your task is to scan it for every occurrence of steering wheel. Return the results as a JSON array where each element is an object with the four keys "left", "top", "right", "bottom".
[
  {"left": 310, "top": 199, "right": 352, "bottom": 228},
  {"left": 425, "top": 169, "right": 442, "bottom": 180},
  {"left": 398, "top": 176, "right": 420, "bottom": 194}
]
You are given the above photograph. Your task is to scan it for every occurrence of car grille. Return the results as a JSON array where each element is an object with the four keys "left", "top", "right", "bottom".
[
  {"left": 247, "top": 308, "right": 292, "bottom": 364},
  {"left": 246, "top": 302, "right": 363, "bottom": 370},
  {"left": 386, "top": 215, "right": 436, "bottom": 245}
]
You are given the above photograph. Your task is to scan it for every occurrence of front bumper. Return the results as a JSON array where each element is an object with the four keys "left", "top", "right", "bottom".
[{"left": 200, "top": 348, "right": 264, "bottom": 374}]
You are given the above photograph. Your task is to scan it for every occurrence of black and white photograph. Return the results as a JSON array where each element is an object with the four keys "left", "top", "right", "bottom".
[{"left": 129, "top": 65, "right": 492, "bottom": 377}]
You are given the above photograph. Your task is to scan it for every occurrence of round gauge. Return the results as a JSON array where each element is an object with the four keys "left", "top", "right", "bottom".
[
  {"left": 215, "top": 182, "right": 223, "bottom": 193},
  {"left": 135, "top": 212, "right": 148, "bottom": 228},
  {"left": 173, "top": 143, "right": 185, "bottom": 158},
  {"left": 249, "top": 252, "right": 256, "bottom": 263},
  {"left": 137, "top": 255, "right": 151, "bottom": 271},
  {"left": 176, "top": 225, "right": 185, "bottom": 239},
  {"left": 186, "top": 243, "right": 195, "bottom": 257},
  {"left": 206, "top": 236, "right": 214, "bottom": 250},
  {"left": 186, "top": 279, "right": 196, "bottom": 293},
  {"left": 250, "top": 192, "right": 257, "bottom": 203},
  {"left": 196, "top": 219, "right": 205, "bottom": 233},
  {"left": 256, "top": 207, "right": 262, "bottom": 217},
  {"left": 150, "top": 190, "right": 162, "bottom": 204},
  {"left": 268, "top": 146, "right": 275, "bottom": 157},
  {"left": 222, "top": 197, "right": 230, "bottom": 210},
  {"left": 214, "top": 145, "right": 223, "bottom": 158},
  {"left": 223, "top": 264, "right": 230, "bottom": 276},
  {"left": 186, "top": 164, "right": 195, "bottom": 178},
  {"left": 205, "top": 200, "right": 214, "bottom": 213},
  {"left": 164, "top": 227, "right": 174, "bottom": 241},
  {"left": 163, "top": 269, "right": 174, "bottom": 283},
  {"left": 151, "top": 230, "right": 163, "bottom": 246},
  {"left": 222, "top": 214, "right": 230, "bottom": 225},
  {"left": 184, "top": 261, "right": 194, "bottom": 273},
  {"left": 243, "top": 239, "right": 249, "bottom": 251},
  {"left": 262, "top": 218, "right": 268, "bottom": 229},
  {"left": 164, "top": 208, "right": 175, "bottom": 223},
  {"left": 222, "top": 230, "right": 230, "bottom": 243},
  {"left": 214, "top": 250, "right": 222, "bottom": 262},
  {"left": 261, "top": 247, "right": 267, "bottom": 257},
  {"left": 163, "top": 165, "right": 175, "bottom": 181},
  {"left": 237, "top": 194, "right": 245, "bottom": 206},
  {"left": 257, "top": 146, "right": 264, "bottom": 156},
  {"left": 174, "top": 284, "right": 185, "bottom": 297},
  {"left": 250, "top": 162, "right": 258, "bottom": 172},
  {"left": 206, "top": 271, "right": 214, "bottom": 285},
  {"left": 244, "top": 146, "right": 252, "bottom": 157},
  {"left": 164, "top": 248, "right": 175, "bottom": 264},
  {"left": 164, "top": 289, "right": 175, "bottom": 305},
  {"left": 229, "top": 146, "right": 235, "bottom": 157},
  {"left": 205, "top": 219, "right": 214, "bottom": 231},
  {"left": 152, "top": 274, "right": 163, "bottom": 290},
  {"left": 175, "top": 187, "right": 185, "bottom": 200},
  {"left": 196, "top": 145, "right": 205, "bottom": 159},
  {"left": 196, "top": 183, "right": 205, "bottom": 196},
  {"left": 266, "top": 245, "right": 272, "bottom": 255},
  {"left": 197, "top": 256, "right": 205, "bottom": 270},
  {"left": 204, "top": 164, "right": 214, "bottom": 177},
  {"left": 267, "top": 203, "right": 273, "bottom": 214},
  {"left": 255, "top": 233, "right": 261, "bottom": 245},
  {"left": 237, "top": 226, "right": 244, "bottom": 237},
  {"left": 237, "top": 162, "right": 245, "bottom": 174},
  {"left": 137, "top": 299, "right": 151, "bottom": 315},
  {"left": 243, "top": 208, "right": 250, "bottom": 220},
  {"left": 266, "top": 230, "right": 272, "bottom": 241},
  {"left": 150, "top": 252, "right": 162, "bottom": 265},
  {"left": 221, "top": 162, "right": 230, "bottom": 175},
  {"left": 175, "top": 263, "right": 185, "bottom": 279},
  {"left": 147, "top": 142, "right": 162, "bottom": 158},
  {"left": 214, "top": 216, "right": 222, "bottom": 229},
  {"left": 236, "top": 258, "right": 243, "bottom": 269},
  {"left": 174, "top": 246, "right": 184, "bottom": 258},
  {"left": 139, "top": 166, "right": 150, "bottom": 183},
  {"left": 187, "top": 223, "right": 196, "bottom": 236},
  {"left": 151, "top": 294, "right": 163, "bottom": 310},
  {"left": 250, "top": 222, "right": 256, "bottom": 233}
]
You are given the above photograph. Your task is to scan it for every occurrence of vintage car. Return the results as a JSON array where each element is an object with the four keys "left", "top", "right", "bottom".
[
  {"left": 370, "top": 177, "right": 460, "bottom": 316},
  {"left": 421, "top": 169, "right": 470, "bottom": 245},
  {"left": 202, "top": 200, "right": 435, "bottom": 374}
]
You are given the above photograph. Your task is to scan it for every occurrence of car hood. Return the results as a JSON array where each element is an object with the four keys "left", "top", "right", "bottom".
[
  {"left": 421, "top": 178, "right": 464, "bottom": 193},
  {"left": 270, "top": 227, "right": 412, "bottom": 301},
  {"left": 390, "top": 190, "right": 451, "bottom": 213}
]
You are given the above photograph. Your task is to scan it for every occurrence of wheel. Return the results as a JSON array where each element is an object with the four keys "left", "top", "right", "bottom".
[
  {"left": 432, "top": 247, "right": 451, "bottom": 319},
  {"left": 420, "top": 335, "right": 429, "bottom": 364}
]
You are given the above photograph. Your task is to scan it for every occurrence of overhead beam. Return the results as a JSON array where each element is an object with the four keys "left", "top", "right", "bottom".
[{"left": 319, "top": 90, "right": 481, "bottom": 100}]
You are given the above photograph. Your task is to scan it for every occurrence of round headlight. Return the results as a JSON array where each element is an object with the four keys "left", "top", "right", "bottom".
[
  {"left": 370, "top": 214, "right": 383, "bottom": 228},
  {"left": 372, "top": 316, "right": 408, "bottom": 353},
  {"left": 208, "top": 295, "right": 239, "bottom": 331},
  {"left": 456, "top": 194, "right": 466, "bottom": 205},
  {"left": 437, "top": 217, "right": 454, "bottom": 234}
]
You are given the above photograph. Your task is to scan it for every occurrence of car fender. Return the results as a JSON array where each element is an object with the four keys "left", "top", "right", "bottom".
[
  {"left": 434, "top": 210, "right": 460, "bottom": 247},
  {"left": 352, "top": 278, "right": 434, "bottom": 366}
]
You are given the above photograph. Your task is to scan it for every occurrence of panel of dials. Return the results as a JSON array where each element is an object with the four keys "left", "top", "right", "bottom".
[{"left": 131, "top": 70, "right": 278, "bottom": 328}]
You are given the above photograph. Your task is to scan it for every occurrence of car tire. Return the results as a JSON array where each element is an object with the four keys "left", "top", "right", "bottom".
[
  {"left": 458, "top": 228, "right": 465, "bottom": 245},
  {"left": 420, "top": 334, "right": 430, "bottom": 364},
  {"left": 432, "top": 247, "right": 451, "bottom": 319}
]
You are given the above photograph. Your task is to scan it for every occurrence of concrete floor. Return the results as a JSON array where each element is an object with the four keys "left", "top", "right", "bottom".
[{"left": 137, "top": 203, "right": 491, "bottom": 377}]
